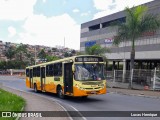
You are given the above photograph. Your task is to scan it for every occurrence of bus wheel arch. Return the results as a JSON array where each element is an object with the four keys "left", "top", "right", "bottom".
[{"left": 57, "top": 85, "right": 65, "bottom": 99}]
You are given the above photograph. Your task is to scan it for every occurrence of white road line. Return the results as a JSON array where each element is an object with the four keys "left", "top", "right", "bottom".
[{"left": 3, "top": 85, "right": 87, "bottom": 120}]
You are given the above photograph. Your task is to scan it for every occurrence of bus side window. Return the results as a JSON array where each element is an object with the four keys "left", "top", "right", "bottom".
[
  {"left": 33, "top": 67, "right": 37, "bottom": 77},
  {"left": 37, "top": 67, "right": 40, "bottom": 77},
  {"left": 46, "top": 64, "right": 54, "bottom": 77},
  {"left": 26, "top": 69, "right": 29, "bottom": 77},
  {"left": 54, "top": 63, "right": 62, "bottom": 76}
]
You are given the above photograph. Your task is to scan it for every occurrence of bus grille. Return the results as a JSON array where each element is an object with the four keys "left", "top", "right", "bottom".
[
  {"left": 85, "top": 87, "right": 101, "bottom": 90},
  {"left": 82, "top": 82, "right": 102, "bottom": 85}
]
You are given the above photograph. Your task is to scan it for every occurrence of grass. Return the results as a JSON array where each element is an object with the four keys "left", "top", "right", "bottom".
[{"left": 0, "top": 89, "right": 25, "bottom": 120}]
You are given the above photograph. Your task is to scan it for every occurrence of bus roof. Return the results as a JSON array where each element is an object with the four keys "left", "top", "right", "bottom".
[{"left": 26, "top": 55, "right": 104, "bottom": 69}]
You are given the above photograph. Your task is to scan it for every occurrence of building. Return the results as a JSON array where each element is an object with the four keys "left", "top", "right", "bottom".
[
  {"left": 0, "top": 41, "right": 6, "bottom": 61},
  {"left": 80, "top": 0, "right": 160, "bottom": 70}
]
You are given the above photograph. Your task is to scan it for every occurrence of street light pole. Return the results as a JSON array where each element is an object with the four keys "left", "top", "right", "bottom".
[
  {"left": 64, "top": 37, "right": 65, "bottom": 48},
  {"left": 35, "top": 47, "right": 36, "bottom": 65}
]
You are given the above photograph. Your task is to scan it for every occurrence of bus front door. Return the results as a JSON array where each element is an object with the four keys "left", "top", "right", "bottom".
[
  {"left": 29, "top": 69, "right": 33, "bottom": 88},
  {"left": 64, "top": 63, "right": 73, "bottom": 94},
  {"left": 40, "top": 67, "right": 45, "bottom": 91}
]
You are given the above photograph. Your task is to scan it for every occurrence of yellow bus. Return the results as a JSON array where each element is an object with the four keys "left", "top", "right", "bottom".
[{"left": 26, "top": 55, "right": 106, "bottom": 98}]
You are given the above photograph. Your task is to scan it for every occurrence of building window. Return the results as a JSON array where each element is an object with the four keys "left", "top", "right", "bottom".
[
  {"left": 89, "top": 24, "right": 100, "bottom": 31},
  {"left": 102, "top": 17, "right": 126, "bottom": 28}
]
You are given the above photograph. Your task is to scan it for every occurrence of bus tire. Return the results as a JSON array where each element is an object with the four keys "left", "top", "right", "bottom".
[
  {"left": 34, "top": 84, "right": 38, "bottom": 93},
  {"left": 81, "top": 96, "right": 88, "bottom": 99},
  {"left": 57, "top": 86, "right": 65, "bottom": 99}
]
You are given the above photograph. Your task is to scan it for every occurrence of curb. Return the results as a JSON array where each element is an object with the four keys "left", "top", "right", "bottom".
[
  {"left": 1, "top": 85, "right": 73, "bottom": 120},
  {"left": 108, "top": 91, "right": 160, "bottom": 99}
]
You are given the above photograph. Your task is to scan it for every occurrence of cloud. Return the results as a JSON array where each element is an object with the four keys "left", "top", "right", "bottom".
[
  {"left": 81, "top": 11, "right": 91, "bottom": 16},
  {"left": 18, "top": 14, "right": 80, "bottom": 50},
  {"left": 42, "top": 0, "right": 46, "bottom": 3},
  {"left": 8, "top": 26, "right": 17, "bottom": 38},
  {"left": 73, "top": 9, "right": 80, "bottom": 13},
  {"left": 93, "top": 0, "right": 154, "bottom": 19},
  {"left": 93, "top": 0, "right": 114, "bottom": 10},
  {"left": 0, "top": 0, "right": 37, "bottom": 20},
  {"left": 63, "top": 0, "right": 67, "bottom": 5}
]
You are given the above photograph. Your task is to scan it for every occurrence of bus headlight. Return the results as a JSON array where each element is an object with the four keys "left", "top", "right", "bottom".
[
  {"left": 75, "top": 84, "right": 79, "bottom": 88},
  {"left": 79, "top": 87, "right": 84, "bottom": 90},
  {"left": 75, "top": 84, "right": 84, "bottom": 90}
]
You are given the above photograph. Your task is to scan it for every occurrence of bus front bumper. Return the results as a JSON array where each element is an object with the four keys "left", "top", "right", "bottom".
[{"left": 73, "top": 87, "right": 106, "bottom": 97}]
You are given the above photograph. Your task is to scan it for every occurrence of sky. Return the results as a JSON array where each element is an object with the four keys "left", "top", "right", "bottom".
[{"left": 0, "top": 0, "right": 154, "bottom": 50}]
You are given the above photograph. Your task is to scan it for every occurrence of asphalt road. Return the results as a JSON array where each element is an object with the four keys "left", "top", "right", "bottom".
[{"left": 0, "top": 76, "right": 160, "bottom": 120}]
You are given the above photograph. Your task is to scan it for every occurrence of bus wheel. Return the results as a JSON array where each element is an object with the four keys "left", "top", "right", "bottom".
[
  {"left": 81, "top": 96, "right": 88, "bottom": 99},
  {"left": 34, "top": 84, "right": 38, "bottom": 93},
  {"left": 57, "top": 87, "right": 65, "bottom": 99}
]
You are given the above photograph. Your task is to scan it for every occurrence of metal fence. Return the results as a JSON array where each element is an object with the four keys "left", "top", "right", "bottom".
[
  {"left": 105, "top": 68, "right": 160, "bottom": 90},
  {"left": 153, "top": 68, "right": 160, "bottom": 90}
]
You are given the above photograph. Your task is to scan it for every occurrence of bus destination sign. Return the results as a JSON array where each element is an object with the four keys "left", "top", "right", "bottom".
[{"left": 75, "top": 57, "right": 103, "bottom": 62}]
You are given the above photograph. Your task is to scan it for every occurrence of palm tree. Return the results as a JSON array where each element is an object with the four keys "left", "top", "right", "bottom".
[
  {"left": 85, "top": 44, "right": 110, "bottom": 56},
  {"left": 85, "top": 44, "right": 110, "bottom": 70},
  {"left": 46, "top": 55, "right": 59, "bottom": 62},
  {"left": 113, "top": 6, "right": 160, "bottom": 88}
]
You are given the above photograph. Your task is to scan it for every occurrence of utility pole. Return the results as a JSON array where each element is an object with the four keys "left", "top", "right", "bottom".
[
  {"left": 35, "top": 47, "right": 36, "bottom": 65},
  {"left": 64, "top": 37, "right": 65, "bottom": 48}
]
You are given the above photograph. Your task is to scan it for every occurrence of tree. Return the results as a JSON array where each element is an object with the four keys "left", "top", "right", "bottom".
[
  {"left": 64, "top": 52, "right": 70, "bottom": 57},
  {"left": 46, "top": 55, "right": 59, "bottom": 62},
  {"left": 38, "top": 49, "right": 47, "bottom": 60},
  {"left": 16, "top": 44, "right": 28, "bottom": 61},
  {"left": 85, "top": 44, "right": 110, "bottom": 70},
  {"left": 4, "top": 46, "right": 15, "bottom": 60},
  {"left": 26, "top": 53, "right": 35, "bottom": 65},
  {"left": 85, "top": 44, "right": 110, "bottom": 56},
  {"left": 113, "top": 6, "right": 160, "bottom": 88},
  {"left": 71, "top": 50, "right": 76, "bottom": 54}
]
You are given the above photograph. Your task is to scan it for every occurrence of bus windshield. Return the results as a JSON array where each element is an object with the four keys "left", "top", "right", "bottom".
[{"left": 74, "top": 63, "right": 105, "bottom": 81}]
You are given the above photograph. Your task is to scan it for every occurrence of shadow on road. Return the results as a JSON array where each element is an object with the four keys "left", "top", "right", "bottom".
[{"left": 28, "top": 89, "right": 105, "bottom": 103}]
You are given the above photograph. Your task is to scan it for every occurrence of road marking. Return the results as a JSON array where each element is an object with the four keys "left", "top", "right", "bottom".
[{"left": 3, "top": 85, "right": 86, "bottom": 120}]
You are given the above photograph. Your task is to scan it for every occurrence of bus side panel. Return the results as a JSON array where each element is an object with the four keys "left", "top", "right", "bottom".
[
  {"left": 45, "top": 77, "right": 56, "bottom": 93},
  {"left": 44, "top": 76, "right": 63, "bottom": 94},
  {"left": 26, "top": 77, "right": 30, "bottom": 88},
  {"left": 35, "top": 77, "right": 41, "bottom": 91}
]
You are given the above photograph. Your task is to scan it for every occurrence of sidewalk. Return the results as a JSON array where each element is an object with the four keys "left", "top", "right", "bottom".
[
  {"left": 0, "top": 85, "right": 70, "bottom": 120},
  {"left": 108, "top": 87, "right": 160, "bottom": 99}
]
